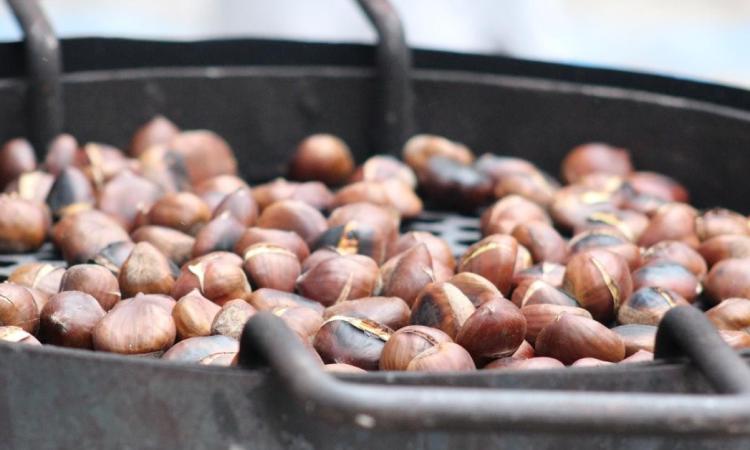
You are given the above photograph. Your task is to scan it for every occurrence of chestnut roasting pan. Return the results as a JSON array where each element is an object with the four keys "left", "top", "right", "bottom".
[{"left": 1, "top": 1, "right": 750, "bottom": 449}]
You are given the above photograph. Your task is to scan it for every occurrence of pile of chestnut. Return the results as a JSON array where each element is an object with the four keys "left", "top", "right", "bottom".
[{"left": 0, "top": 117, "right": 749, "bottom": 373}]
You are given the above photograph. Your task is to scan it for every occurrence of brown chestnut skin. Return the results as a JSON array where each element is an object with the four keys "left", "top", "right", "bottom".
[
  {"left": 162, "top": 334, "right": 238, "bottom": 363},
  {"left": 171, "top": 256, "right": 252, "bottom": 306},
  {"left": 351, "top": 155, "right": 417, "bottom": 188},
  {"left": 620, "top": 349, "right": 655, "bottom": 364},
  {"left": 381, "top": 244, "right": 435, "bottom": 307},
  {"left": 695, "top": 208, "right": 748, "bottom": 241},
  {"left": 132, "top": 225, "right": 195, "bottom": 266},
  {"left": 456, "top": 296, "right": 526, "bottom": 360},
  {"left": 168, "top": 130, "right": 238, "bottom": 185},
  {"left": 39, "top": 291, "right": 106, "bottom": 348},
  {"left": 296, "top": 254, "right": 380, "bottom": 306},
  {"left": 617, "top": 287, "right": 689, "bottom": 326},
  {"left": 332, "top": 180, "right": 423, "bottom": 219},
  {"left": 5, "top": 170, "right": 55, "bottom": 204},
  {"left": 252, "top": 178, "right": 334, "bottom": 211},
  {"left": 314, "top": 220, "right": 386, "bottom": 264},
  {"left": 391, "top": 231, "right": 456, "bottom": 270},
  {"left": 573, "top": 209, "right": 650, "bottom": 243},
  {"left": 313, "top": 315, "right": 392, "bottom": 370},
  {"left": 248, "top": 288, "right": 324, "bottom": 314},
  {"left": 118, "top": 242, "right": 176, "bottom": 298},
  {"left": 324, "top": 363, "right": 367, "bottom": 374},
  {"left": 44, "top": 134, "right": 78, "bottom": 176},
  {"left": 512, "top": 262, "right": 566, "bottom": 290},
  {"left": 0, "top": 195, "right": 48, "bottom": 253},
  {"left": 562, "top": 249, "right": 633, "bottom": 323},
  {"left": 474, "top": 154, "right": 538, "bottom": 183},
  {"left": 458, "top": 234, "right": 518, "bottom": 296},
  {"left": 641, "top": 240, "right": 707, "bottom": 279},
  {"left": 92, "top": 294, "right": 177, "bottom": 355},
  {"left": 561, "top": 142, "right": 633, "bottom": 184},
  {"left": 484, "top": 356, "right": 564, "bottom": 371},
  {"left": 611, "top": 324, "right": 657, "bottom": 356},
  {"left": 549, "top": 185, "right": 620, "bottom": 232},
  {"left": 91, "top": 240, "right": 136, "bottom": 275},
  {"left": 271, "top": 305, "right": 324, "bottom": 340},
  {"left": 9, "top": 262, "right": 65, "bottom": 296},
  {"left": 630, "top": 262, "right": 701, "bottom": 303},
  {"left": 97, "top": 171, "right": 163, "bottom": 231},
  {"left": 706, "top": 298, "right": 750, "bottom": 333},
  {"left": 480, "top": 195, "right": 550, "bottom": 236},
  {"left": 0, "top": 138, "right": 36, "bottom": 189},
  {"left": 146, "top": 192, "right": 212, "bottom": 235},
  {"left": 511, "top": 279, "right": 579, "bottom": 308},
  {"left": 568, "top": 229, "right": 641, "bottom": 271},
  {"left": 52, "top": 210, "right": 131, "bottom": 264},
  {"left": 129, "top": 115, "right": 180, "bottom": 157},
  {"left": 324, "top": 296, "right": 410, "bottom": 330},
  {"left": 405, "top": 342, "right": 476, "bottom": 372},
  {"left": 193, "top": 175, "right": 250, "bottom": 211},
  {"left": 699, "top": 235, "right": 750, "bottom": 267},
  {"left": 46, "top": 166, "right": 95, "bottom": 215},
  {"left": 638, "top": 203, "right": 699, "bottom": 249},
  {"left": 627, "top": 171, "right": 688, "bottom": 203},
  {"left": 570, "top": 357, "right": 615, "bottom": 368},
  {"left": 535, "top": 314, "right": 626, "bottom": 364},
  {"left": 512, "top": 339, "right": 535, "bottom": 359},
  {"left": 494, "top": 170, "right": 559, "bottom": 207},
  {"left": 59, "top": 264, "right": 121, "bottom": 311},
  {"left": 417, "top": 156, "right": 493, "bottom": 212},
  {"left": 521, "top": 303, "right": 592, "bottom": 344},
  {"left": 242, "top": 243, "right": 301, "bottom": 292},
  {"left": 210, "top": 299, "right": 257, "bottom": 340},
  {"left": 257, "top": 200, "right": 328, "bottom": 246},
  {"left": 719, "top": 329, "right": 750, "bottom": 350},
  {"left": 379, "top": 325, "right": 452, "bottom": 371},
  {"left": 289, "top": 134, "right": 354, "bottom": 185},
  {"left": 191, "top": 212, "right": 246, "bottom": 257},
  {"left": 0, "top": 283, "right": 40, "bottom": 334},
  {"left": 234, "top": 227, "right": 310, "bottom": 261},
  {"left": 410, "top": 282, "right": 476, "bottom": 339},
  {"left": 328, "top": 202, "right": 400, "bottom": 253},
  {"left": 0, "top": 326, "right": 41, "bottom": 345},
  {"left": 137, "top": 145, "right": 191, "bottom": 193},
  {"left": 448, "top": 272, "right": 502, "bottom": 308},
  {"left": 514, "top": 245, "right": 534, "bottom": 275},
  {"left": 212, "top": 187, "right": 258, "bottom": 226},
  {"left": 402, "top": 134, "right": 474, "bottom": 174},
  {"left": 173, "top": 289, "right": 221, "bottom": 339},
  {"left": 511, "top": 222, "right": 568, "bottom": 264}
]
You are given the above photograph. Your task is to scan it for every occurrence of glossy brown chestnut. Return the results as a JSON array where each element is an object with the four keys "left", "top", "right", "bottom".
[
  {"left": 638, "top": 203, "right": 699, "bottom": 248},
  {"left": 314, "top": 220, "right": 385, "bottom": 264},
  {"left": 620, "top": 349, "right": 654, "bottom": 364},
  {"left": 271, "top": 305, "right": 324, "bottom": 340},
  {"left": 332, "top": 180, "right": 423, "bottom": 219},
  {"left": 252, "top": 178, "right": 333, "bottom": 211},
  {"left": 549, "top": 185, "right": 620, "bottom": 231},
  {"left": 313, "top": 315, "right": 392, "bottom": 370},
  {"left": 91, "top": 241, "right": 135, "bottom": 275},
  {"left": 97, "top": 171, "right": 163, "bottom": 230},
  {"left": 405, "top": 342, "right": 476, "bottom": 372},
  {"left": 535, "top": 314, "right": 626, "bottom": 364},
  {"left": 521, "top": 303, "right": 592, "bottom": 344},
  {"left": 129, "top": 115, "right": 180, "bottom": 157},
  {"left": 512, "top": 262, "right": 566, "bottom": 290},
  {"left": 568, "top": 229, "right": 641, "bottom": 270},
  {"left": 447, "top": 272, "right": 501, "bottom": 307},
  {"left": 350, "top": 155, "right": 417, "bottom": 188},
  {"left": 53, "top": 210, "right": 131, "bottom": 264},
  {"left": 210, "top": 299, "right": 257, "bottom": 340},
  {"left": 324, "top": 363, "right": 367, "bottom": 374},
  {"left": 242, "top": 243, "right": 301, "bottom": 292},
  {"left": 562, "top": 248, "right": 633, "bottom": 323},
  {"left": 0, "top": 283, "right": 39, "bottom": 333},
  {"left": 247, "top": 288, "right": 324, "bottom": 314},
  {"left": 324, "top": 296, "right": 410, "bottom": 330},
  {"left": 212, "top": 187, "right": 258, "bottom": 226},
  {"left": 0, "top": 195, "right": 48, "bottom": 253},
  {"left": 630, "top": 262, "right": 701, "bottom": 302},
  {"left": 288, "top": 134, "right": 354, "bottom": 185},
  {"left": 8, "top": 263, "right": 65, "bottom": 296},
  {"left": 118, "top": 242, "right": 175, "bottom": 298},
  {"left": 705, "top": 258, "right": 750, "bottom": 305},
  {"left": 484, "top": 356, "right": 564, "bottom": 371},
  {"left": 617, "top": 287, "right": 689, "bottom": 326},
  {"left": 137, "top": 145, "right": 191, "bottom": 193},
  {"left": 328, "top": 202, "right": 401, "bottom": 255},
  {"left": 380, "top": 244, "right": 435, "bottom": 307},
  {"left": 474, "top": 154, "right": 538, "bottom": 183},
  {"left": 39, "top": 291, "right": 105, "bottom": 348},
  {"left": 480, "top": 195, "right": 550, "bottom": 236},
  {"left": 512, "top": 339, "right": 535, "bottom": 359},
  {"left": 194, "top": 175, "right": 250, "bottom": 211},
  {"left": 46, "top": 166, "right": 95, "bottom": 215},
  {"left": 161, "top": 334, "right": 239, "bottom": 363},
  {"left": 5, "top": 170, "right": 55, "bottom": 204},
  {"left": 402, "top": 134, "right": 474, "bottom": 174},
  {"left": 570, "top": 357, "right": 614, "bottom": 368},
  {"left": 698, "top": 234, "right": 750, "bottom": 267},
  {"left": 641, "top": 240, "right": 708, "bottom": 279},
  {"left": 172, "top": 289, "right": 221, "bottom": 339},
  {"left": 0, "top": 138, "right": 35, "bottom": 190},
  {"left": 695, "top": 208, "right": 748, "bottom": 241},
  {"left": 514, "top": 245, "right": 534, "bottom": 275},
  {"left": 511, "top": 279, "right": 579, "bottom": 308},
  {"left": 410, "top": 282, "right": 476, "bottom": 339},
  {"left": 458, "top": 234, "right": 518, "bottom": 295},
  {"left": 171, "top": 256, "right": 252, "bottom": 306},
  {"left": 719, "top": 329, "right": 750, "bottom": 350},
  {"left": 494, "top": 170, "right": 559, "bottom": 207},
  {"left": 234, "top": 227, "right": 310, "bottom": 262},
  {"left": 511, "top": 221, "right": 568, "bottom": 264},
  {"left": 611, "top": 324, "right": 657, "bottom": 356},
  {"left": 456, "top": 296, "right": 526, "bottom": 360},
  {"left": 296, "top": 254, "right": 380, "bottom": 306},
  {"left": 92, "top": 294, "right": 177, "bottom": 355},
  {"left": 417, "top": 156, "right": 494, "bottom": 212},
  {"left": 391, "top": 231, "right": 456, "bottom": 270},
  {"left": 132, "top": 225, "right": 195, "bottom": 266},
  {"left": 627, "top": 171, "right": 689, "bottom": 203},
  {"left": 146, "top": 192, "right": 211, "bottom": 235},
  {"left": 573, "top": 210, "right": 650, "bottom": 243},
  {"left": 43, "top": 134, "right": 78, "bottom": 176},
  {"left": 0, "top": 326, "right": 41, "bottom": 345},
  {"left": 168, "top": 130, "right": 238, "bottom": 185},
  {"left": 59, "top": 264, "right": 120, "bottom": 311},
  {"left": 560, "top": 142, "right": 633, "bottom": 184},
  {"left": 379, "top": 325, "right": 452, "bottom": 371},
  {"left": 706, "top": 298, "right": 750, "bottom": 333},
  {"left": 191, "top": 212, "right": 245, "bottom": 257},
  {"left": 256, "top": 200, "right": 327, "bottom": 246}
]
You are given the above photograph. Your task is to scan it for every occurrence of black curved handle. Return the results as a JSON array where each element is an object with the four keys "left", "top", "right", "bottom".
[
  {"left": 239, "top": 307, "right": 750, "bottom": 434},
  {"left": 7, "top": 0, "right": 63, "bottom": 152}
]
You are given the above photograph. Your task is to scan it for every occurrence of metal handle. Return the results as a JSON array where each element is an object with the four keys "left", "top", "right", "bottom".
[
  {"left": 7, "top": 0, "right": 63, "bottom": 152},
  {"left": 239, "top": 306, "right": 750, "bottom": 434}
]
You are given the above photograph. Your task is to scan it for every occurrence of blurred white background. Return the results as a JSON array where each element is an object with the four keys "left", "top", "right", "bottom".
[{"left": 1, "top": 0, "right": 748, "bottom": 88}]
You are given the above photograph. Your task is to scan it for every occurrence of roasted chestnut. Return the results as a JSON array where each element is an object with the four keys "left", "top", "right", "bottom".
[
  {"left": 0, "top": 138, "right": 36, "bottom": 190},
  {"left": 560, "top": 142, "right": 633, "bottom": 184},
  {"left": 0, "top": 326, "right": 41, "bottom": 345},
  {"left": 480, "top": 195, "right": 550, "bottom": 236},
  {"left": 46, "top": 166, "right": 95, "bottom": 216},
  {"left": 535, "top": 314, "right": 626, "bottom": 364},
  {"left": 568, "top": 228, "right": 641, "bottom": 270},
  {"left": 313, "top": 315, "right": 392, "bottom": 370},
  {"left": 521, "top": 303, "right": 592, "bottom": 344},
  {"left": 288, "top": 134, "right": 354, "bottom": 185},
  {"left": 698, "top": 234, "right": 750, "bottom": 267},
  {"left": 8, "top": 262, "right": 65, "bottom": 296},
  {"left": 380, "top": 244, "right": 435, "bottom": 306},
  {"left": 52, "top": 210, "right": 131, "bottom": 264},
  {"left": 324, "top": 363, "right": 367, "bottom": 374},
  {"left": 328, "top": 202, "right": 400, "bottom": 255},
  {"left": 617, "top": 287, "right": 689, "bottom": 326},
  {"left": 379, "top": 325, "right": 452, "bottom": 371},
  {"left": 314, "top": 220, "right": 385, "bottom": 264},
  {"left": 350, "top": 155, "right": 417, "bottom": 188},
  {"left": 169, "top": 130, "right": 238, "bottom": 185},
  {"left": 630, "top": 262, "right": 701, "bottom": 302},
  {"left": 511, "top": 221, "right": 568, "bottom": 264},
  {"left": 172, "top": 255, "right": 252, "bottom": 306},
  {"left": 456, "top": 296, "right": 526, "bottom": 360},
  {"left": 549, "top": 185, "right": 620, "bottom": 231},
  {"left": 242, "top": 243, "right": 301, "bottom": 292},
  {"left": 248, "top": 288, "right": 324, "bottom": 314},
  {"left": 447, "top": 272, "right": 501, "bottom": 307},
  {"left": 132, "top": 225, "right": 195, "bottom": 266},
  {"left": 627, "top": 171, "right": 688, "bottom": 203},
  {"left": 5, "top": 170, "right": 55, "bottom": 204},
  {"left": 494, "top": 170, "right": 559, "bottom": 207},
  {"left": 611, "top": 324, "right": 657, "bottom": 356},
  {"left": 620, "top": 349, "right": 654, "bottom": 364},
  {"left": 324, "top": 296, "right": 410, "bottom": 332},
  {"left": 638, "top": 203, "right": 699, "bottom": 248},
  {"left": 271, "top": 305, "right": 323, "bottom": 340},
  {"left": 719, "top": 329, "right": 750, "bottom": 350},
  {"left": 402, "top": 134, "right": 474, "bottom": 174},
  {"left": 118, "top": 242, "right": 175, "bottom": 297},
  {"left": 146, "top": 192, "right": 211, "bottom": 235},
  {"left": 410, "top": 282, "right": 476, "bottom": 339},
  {"left": 641, "top": 240, "right": 707, "bottom": 279},
  {"left": 234, "top": 227, "right": 310, "bottom": 262},
  {"left": 570, "top": 357, "right": 614, "bottom": 368},
  {"left": 332, "top": 180, "right": 423, "bottom": 219},
  {"left": 512, "top": 262, "right": 566, "bottom": 290},
  {"left": 210, "top": 299, "right": 257, "bottom": 340},
  {"left": 252, "top": 178, "right": 333, "bottom": 211},
  {"left": 511, "top": 279, "right": 578, "bottom": 308},
  {"left": 417, "top": 156, "right": 493, "bottom": 211},
  {"left": 162, "top": 334, "right": 238, "bottom": 364},
  {"left": 172, "top": 289, "right": 221, "bottom": 339},
  {"left": 573, "top": 210, "right": 650, "bottom": 242},
  {"left": 59, "top": 264, "right": 120, "bottom": 311},
  {"left": 705, "top": 258, "right": 750, "bottom": 305},
  {"left": 0, "top": 283, "right": 40, "bottom": 333},
  {"left": 458, "top": 234, "right": 518, "bottom": 295},
  {"left": 296, "top": 254, "right": 380, "bottom": 306},
  {"left": 257, "top": 199, "right": 327, "bottom": 246},
  {"left": 212, "top": 187, "right": 258, "bottom": 226},
  {"left": 0, "top": 195, "right": 49, "bottom": 253},
  {"left": 474, "top": 154, "right": 538, "bottom": 183},
  {"left": 706, "top": 298, "right": 750, "bottom": 334},
  {"left": 695, "top": 208, "right": 748, "bottom": 241},
  {"left": 129, "top": 115, "right": 180, "bottom": 157},
  {"left": 391, "top": 231, "right": 456, "bottom": 270},
  {"left": 97, "top": 170, "right": 163, "bottom": 230},
  {"left": 191, "top": 213, "right": 245, "bottom": 257},
  {"left": 484, "top": 356, "right": 564, "bottom": 371},
  {"left": 562, "top": 248, "right": 633, "bottom": 323},
  {"left": 194, "top": 175, "right": 251, "bottom": 211},
  {"left": 405, "top": 342, "right": 476, "bottom": 372},
  {"left": 90, "top": 240, "right": 135, "bottom": 275},
  {"left": 39, "top": 291, "right": 105, "bottom": 348}
]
